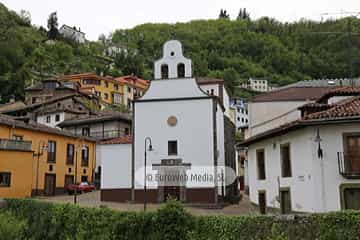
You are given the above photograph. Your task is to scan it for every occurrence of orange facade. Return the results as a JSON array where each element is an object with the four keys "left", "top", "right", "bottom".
[{"left": 0, "top": 123, "right": 96, "bottom": 198}]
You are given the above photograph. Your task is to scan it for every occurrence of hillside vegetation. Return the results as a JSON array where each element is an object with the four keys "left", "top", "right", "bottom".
[
  {"left": 0, "top": 2, "right": 359, "bottom": 103},
  {"left": 112, "top": 17, "right": 360, "bottom": 93}
]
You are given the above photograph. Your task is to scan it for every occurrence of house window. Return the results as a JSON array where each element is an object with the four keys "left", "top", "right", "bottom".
[
  {"left": 256, "top": 149, "right": 266, "bottom": 180},
  {"left": 125, "top": 128, "right": 130, "bottom": 136},
  {"left": 161, "top": 64, "right": 169, "bottom": 79},
  {"left": 128, "top": 87, "right": 131, "bottom": 93},
  {"left": 32, "top": 97, "right": 37, "bottom": 104},
  {"left": 55, "top": 114, "right": 60, "bottom": 122},
  {"left": 66, "top": 144, "right": 74, "bottom": 165},
  {"left": 12, "top": 135, "right": 23, "bottom": 141},
  {"left": 104, "top": 93, "right": 109, "bottom": 100},
  {"left": 114, "top": 84, "right": 119, "bottom": 91},
  {"left": 47, "top": 141, "right": 56, "bottom": 163},
  {"left": 82, "top": 127, "right": 90, "bottom": 137},
  {"left": 177, "top": 63, "right": 185, "bottom": 78},
  {"left": 210, "top": 89, "right": 214, "bottom": 95},
  {"left": 168, "top": 140, "right": 178, "bottom": 156},
  {"left": 340, "top": 184, "right": 360, "bottom": 210},
  {"left": 81, "top": 175, "right": 88, "bottom": 182},
  {"left": 105, "top": 81, "right": 109, "bottom": 88},
  {"left": 0, "top": 172, "right": 11, "bottom": 187},
  {"left": 281, "top": 143, "right": 292, "bottom": 177},
  {"left": 46, "top": 116, "right": 51, "bottom": 123},
  {"left": 344, "top": 134, "right": 360, "bottom": 173},
  {"left": 81, "top": 146, "right": 89, "bottom": 167}
]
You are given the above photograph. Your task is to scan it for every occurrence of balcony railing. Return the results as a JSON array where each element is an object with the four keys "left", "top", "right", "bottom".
[
  {"left": 338, "top": 152, "right": 360, "bottom": 179},
  {"left": 89, "top": 129, "right": 127, "bottom": 140},
  {"left": 0, "top": 139, "right": 32, "bottom": 152}
]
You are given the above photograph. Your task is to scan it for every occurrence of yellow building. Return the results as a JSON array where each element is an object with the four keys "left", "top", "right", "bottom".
[
  {"left": 0, "top": 114, "right": 96, "bottom": 198},
  {"left": 58, "top": 73, "right": 149, "bottom": 108}
]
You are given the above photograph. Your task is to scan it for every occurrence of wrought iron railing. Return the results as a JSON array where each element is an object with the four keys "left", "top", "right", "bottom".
[
  {"left": 0, "top": 139, "right": 32, "bottom": 151},
  {"left": 338, "top": 152, "right": 360, "bottom": 179}
]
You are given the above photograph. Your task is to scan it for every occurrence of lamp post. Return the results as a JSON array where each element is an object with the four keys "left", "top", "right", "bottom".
[
  {"left": 74, "top": 143, "right": 86, "bottom": 204},
  {"left": 144, "top": 137, "right": 153, "bottom": 211},
  {"left": 33, "top": 141, "right": 47, "bottom": 196}
]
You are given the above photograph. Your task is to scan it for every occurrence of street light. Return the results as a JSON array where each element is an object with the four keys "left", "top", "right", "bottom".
[
  {"left": 33, "top": 141, "right": 48, "bottom": 196},
  {"left": 144, "top": 137, "right": 153, "bottom": 211},
  {"left": 74, "top": 143, "right": 87, "bottom": 204}
]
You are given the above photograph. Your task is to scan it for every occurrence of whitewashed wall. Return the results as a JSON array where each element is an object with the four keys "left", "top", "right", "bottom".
[
  {"left": 100, "top": 143, "right": 132, "bottom": 189},
  {"left": 249, "top": 101, "right": 307, "bottom": 137},
  {"left": 37, "top": 112, "right": 65, "bottom": 128},
  {"left": 247, "top": 123, "right": 360, "bottom": 213},
  {"left": 134, "top": 99, "right": 216, "bottom": 189}
]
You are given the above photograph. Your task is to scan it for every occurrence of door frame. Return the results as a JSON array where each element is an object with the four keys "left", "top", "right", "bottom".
[
  {"left": 339, "top": 183, "right": 360, "bottom": 210},
  {"left": 279, "top": 187, "right": 292, "bottom": 214},
  {"left": 258, "top": 190, "right": 267, "bottom": 214},
  {"left": 44, "top": 173, "right": 56, "bottom": 196}
]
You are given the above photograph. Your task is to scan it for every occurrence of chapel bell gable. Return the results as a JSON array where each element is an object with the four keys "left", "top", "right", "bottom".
[{"left": 154, "top": 40, "right": 192, "bottom": 80}]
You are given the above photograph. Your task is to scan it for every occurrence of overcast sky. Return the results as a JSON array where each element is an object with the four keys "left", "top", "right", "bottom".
[{"left": 2, "top": 0, "right": 359, "bottom": 40}]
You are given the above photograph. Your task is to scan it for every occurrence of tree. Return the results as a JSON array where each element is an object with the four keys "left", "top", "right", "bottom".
[
  {"left": 19, "top": 10, "right": 31, "bottom": 25},
  {"left": 237, "top": 8, "right": 250, "bottom": 20},
  {"left": 47, "top": 12, "right": 59, "bottom": 40},
  {"left": 219, "top": 9, "right": 230, "bottom": 19}
]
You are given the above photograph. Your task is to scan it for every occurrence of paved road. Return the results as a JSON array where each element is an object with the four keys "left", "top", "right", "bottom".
[{"left": 38, "top": 191, "right": 258, "bottom": 216}]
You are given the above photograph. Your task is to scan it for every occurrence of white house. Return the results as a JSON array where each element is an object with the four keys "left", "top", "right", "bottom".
[
  {"left": 59, "top": 24, "right": 86, "bottom": 43},
  {"left": 230, "top": 97, "right": 249, "bottom": 131},
  {"left": 101, "top": 40, "right": 237, "bottom": 204},
  {"left": 241, "top": 87, "right": 360, "bottom": 214}
]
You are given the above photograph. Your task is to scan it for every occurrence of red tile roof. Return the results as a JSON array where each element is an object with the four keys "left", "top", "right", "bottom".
[
  {"left": 251, "top": 87, "right": 333, "bottom": 102},
  {"left": 304, "top": 97, "right": 360, "bottom": 120},
  {"left": 317, "top": 87, "right": 360, "bottom": 103},
  {"left": 101, "top": 135, "right": 132, "bottom": 145},
  {"left": 114, "top": 75, "right": 149, "bottom": 89},
  {"left": 196, "top": 77, "right": 224, "bottom": 85}
]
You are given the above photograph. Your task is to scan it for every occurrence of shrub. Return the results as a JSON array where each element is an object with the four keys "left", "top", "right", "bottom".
[
  {"left": 0, "top": 211, "right": 26, "bottom": 240},
  {"left": 4, "top": 199, "right": 360, "bottom": 240}
]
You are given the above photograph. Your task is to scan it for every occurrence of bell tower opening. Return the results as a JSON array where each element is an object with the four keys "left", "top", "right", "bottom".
[{"left": 154, "top": 40, "right": 192, "bottom": 80}]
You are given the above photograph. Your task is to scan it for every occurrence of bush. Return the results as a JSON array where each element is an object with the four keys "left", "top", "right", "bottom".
[
  {"left": 0, "top": 211, "right": 26, "bottom": 240},
  {"left": 4, "top": 199, "right": 360, "bottom": 240}
]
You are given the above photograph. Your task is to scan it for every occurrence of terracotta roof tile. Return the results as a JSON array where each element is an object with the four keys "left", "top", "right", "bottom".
[
  {"left": 251, "top": 87, "right": 332, "bottom": 102},
  {"left": 114, "top": 75, "right": 149, "bottom": 89},
  {"left": 196, "top": 77, "right": 224, "bottom": 85},
  {"left": 317, "top": 87, "right": 360, "bottom": 103},
  {"left": 101, "top": 135, "right": 132, "bottom": 145}
]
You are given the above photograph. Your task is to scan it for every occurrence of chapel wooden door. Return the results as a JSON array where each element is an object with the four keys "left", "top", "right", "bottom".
[
  {"left": 280, "top": 189, "right": 292, "bottom": 214},
  {"left": 346, "top": 136, "right": 360, "bottom": 172},
  {"left": 44, "top": 174, "right": 56, "bottom": 196},
  {"left": 164, "top": 186, "right": 180, "bottom": 201}
]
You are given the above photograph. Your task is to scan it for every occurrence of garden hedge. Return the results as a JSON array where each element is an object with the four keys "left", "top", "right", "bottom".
[{"left": 3, "top": 199, "right": 360, "bottom": 240}]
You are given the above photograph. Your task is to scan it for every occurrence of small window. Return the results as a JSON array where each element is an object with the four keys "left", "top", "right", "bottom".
[
  {"left": 128, "top": 87, "right": 131, "bottom": 93},
  {"left": 46, "top": 116, "right": 51, "bottom": 123},
  {"left": 66, "top": 144, "right": 75, "bottom": 165},
  {"left": 125, "top": 128, "right": 130, "bottom": 136},
  {"left": 12, "top": 135, "right": 23, "bottom": 141},
  {"left": 81, "top": 175, "right": 88, "bottom": 182},
  {"left": 281, "top": 144, "right": 292, "bottom": 178},
  {"left": 0, "top": 172, "right": 11, "bottom": 187},
  {"left": 210, "top": 89, "right": 214, "bottom": 95},
  {"left": 177, "top": 63, "right": 185, "bottom": 78},
  {"left": 114, "top": 84, "right": 119, "bottom": 91},
  {"left": 257, "top": 149, "right": 266, "bottom": 180},
  {"left": 104, "top": 93, "right": 109, "bottom": 100},
  {"left": 168, "top": 140, "right": 178, "bottom": 156},
  {"left": 82, "top": 127, "right": 90, "bottom": 137},
  {"left": 161, "top": 64, "right": 169, "bottom": 79},
  {"left": 105, "top": 81, "right": 109, "bottom": 88},
  {"left": 81, "top": 146, "right": 89, "bottom": 167},
  {"left": 47, "top": 141, "right": 57, "bottom": 163},
  {"left": 55, "top": 114, "right": 60, "bottom": 122}
]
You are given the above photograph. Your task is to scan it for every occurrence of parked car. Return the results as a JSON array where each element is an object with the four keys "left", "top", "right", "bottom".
[{"left": 66, "top": 182, "right": 95, "bottom": 194}]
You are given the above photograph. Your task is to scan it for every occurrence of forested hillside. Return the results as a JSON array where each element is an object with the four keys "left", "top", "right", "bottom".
[
  {"left": 0, "top": 1, "right": 359, "bottom": 103},
  {"left": 0, "top": 3, "right": 110, "bottom": 103},
  {"left": 112, "top": 17, "right": 360, "bottom": 93}
]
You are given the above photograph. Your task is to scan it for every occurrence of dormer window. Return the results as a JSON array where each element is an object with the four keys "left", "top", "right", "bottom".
[
  {"left": 177, "top": 63, "right": 185, "bottom": 78},
  {"left": 161, "top": 64, "right": 169, "bottom": 79}
]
